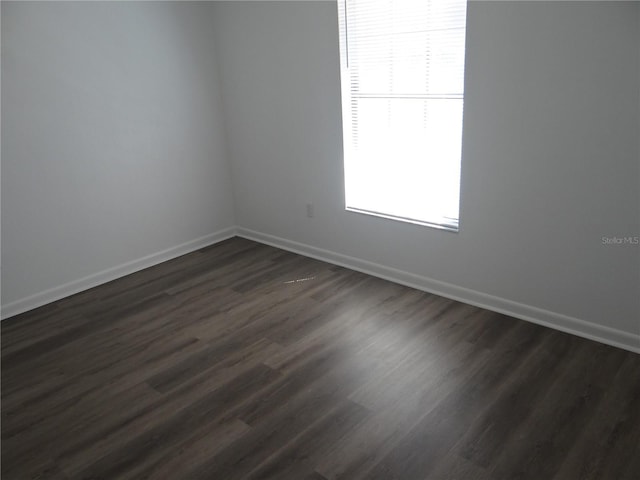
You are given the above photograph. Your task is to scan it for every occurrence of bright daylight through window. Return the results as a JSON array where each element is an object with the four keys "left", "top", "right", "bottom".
[{"left": 338, "top": 0, "right": 467, "bottom": 231}]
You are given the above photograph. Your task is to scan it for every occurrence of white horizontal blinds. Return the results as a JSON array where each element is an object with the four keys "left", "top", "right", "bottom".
[{"left": 339, "top": 0, "right": 467, "bottom": 230}]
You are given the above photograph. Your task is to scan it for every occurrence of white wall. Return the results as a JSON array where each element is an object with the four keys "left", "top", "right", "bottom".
[
  {"left": 213, "top": 1, "right": 640, "bottom": 348},
  {"left": 1, "top": 1, "right": 235, "bottom": 314},
  {"left": 2, "top": 1, "right": 638, "bottom": 351}
]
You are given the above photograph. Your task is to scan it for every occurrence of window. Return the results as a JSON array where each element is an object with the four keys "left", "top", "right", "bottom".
[{"left": 338, "top": 0, "right": 468, "bottom": 231}]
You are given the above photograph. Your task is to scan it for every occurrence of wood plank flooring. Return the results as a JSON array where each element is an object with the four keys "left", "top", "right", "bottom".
[{"left": 2, "top": 237, "right": 639, "bottom": 480}]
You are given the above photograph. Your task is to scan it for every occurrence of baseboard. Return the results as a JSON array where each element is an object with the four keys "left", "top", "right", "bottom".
[
  {"left": 1, "top": 227, "right": 237, "bottom": 320},
  {"left": 237, "top": 227, "right": 640, "bottom": 354},
  {"left": 5, "top": 225, "right": 637, "bottom": 354}
]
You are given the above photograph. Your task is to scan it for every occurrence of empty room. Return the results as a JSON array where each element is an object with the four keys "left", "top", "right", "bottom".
[{"left": 1, "top": 0, "right": 639, "bottom": 479}]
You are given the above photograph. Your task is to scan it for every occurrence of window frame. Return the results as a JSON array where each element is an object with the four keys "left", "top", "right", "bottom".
[{"left": 337, "top": 0, "right": 468, "bottom": 233}]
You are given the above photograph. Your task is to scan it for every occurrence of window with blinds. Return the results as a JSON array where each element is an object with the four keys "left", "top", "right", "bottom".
[{"left": 338, "top": 0, "right": 467, "bottom": 231}]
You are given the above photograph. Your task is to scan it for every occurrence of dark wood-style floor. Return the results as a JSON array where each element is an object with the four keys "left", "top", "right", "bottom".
[{"left": 2, "top": 237, "right": 639, "bottom": 480}]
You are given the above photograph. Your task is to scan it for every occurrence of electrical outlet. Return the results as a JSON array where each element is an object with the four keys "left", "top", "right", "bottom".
[{"left": 306, "top": 203, "right": 314, "bottom": 218}]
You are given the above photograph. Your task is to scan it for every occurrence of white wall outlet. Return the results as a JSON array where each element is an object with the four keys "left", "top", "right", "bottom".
[{"left": 306, "top": 203, "right": 314, "bottom": 218}]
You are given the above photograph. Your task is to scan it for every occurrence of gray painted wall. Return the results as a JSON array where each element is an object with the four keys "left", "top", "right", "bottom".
[
  {"left": 212, "top": 1, "right": 639, "bottom": 337},
  {"left": 2, "top": 1, "right": 638, "bottom": 347},
  {"left": 1, "top": 1, "right": 235, "bottom": 310}
]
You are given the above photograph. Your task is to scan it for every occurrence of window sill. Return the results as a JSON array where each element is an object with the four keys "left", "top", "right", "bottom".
[{"left": 345, "top": 207, "right": 459, "bottom": 233}]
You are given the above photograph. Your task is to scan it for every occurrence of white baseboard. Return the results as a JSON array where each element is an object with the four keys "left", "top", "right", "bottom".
[
  {"left": 4, "top": 225, "right": 638, "bottom": 354},
  {"left": 237, "top": 227, "right": 640, "bottom": 354},
  {"left": 1, "top": 227, "right": 237, "bottom": 320}
]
